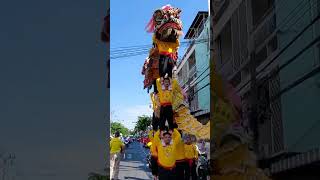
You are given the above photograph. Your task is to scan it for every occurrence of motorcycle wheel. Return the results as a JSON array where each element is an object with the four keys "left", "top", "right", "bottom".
[{"left": 197, "top": 168, "right": 207, "bottom": 180}]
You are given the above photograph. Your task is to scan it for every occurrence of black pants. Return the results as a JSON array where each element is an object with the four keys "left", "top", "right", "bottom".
[
  {"left": 158, "top": 166, "right": 176, "bottom": 180},
  {"left": 175, "top": 161, "right": 187, "bottom": 180},
  {"left": 153, "top": 80, "right": 158, "bottom": 94},
  {"left": 152, "top": 113, "right": 159, "bottom": 131},
  {"left": 185, "top": 160, "right": 197, "bottom": 180},
  {"left": 151, "top": 156, "right": 158, "bottom": 176},
  {"left": 160, "top": 105, "right": 174, "bottom": 130},
  {"left": 173, "top": 122, "right": 178, "bottom": 129},
  {"left": 159, "top": 55, "right": 173, "bottom": 78}
]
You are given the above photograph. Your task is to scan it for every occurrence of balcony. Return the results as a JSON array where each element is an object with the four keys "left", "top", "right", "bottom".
[
  {"left": 212, "top": 0, "right": 230, "bottom": 22},
  {"left": 188, "top": 65, "right": 197, "bottom": 81},
  {"left": 218, "top": 58, "right": 234, "bottom": 79},
  {"left": 252, "top": 9, "right": 276, "bottom": 48}
]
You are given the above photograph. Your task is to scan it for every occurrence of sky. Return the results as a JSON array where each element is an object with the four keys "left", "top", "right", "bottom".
[
  {"left": 110, "top": 0, "right": 209, "bottom": 130},
  {"left": 0, "top": 0, "right": 106, "bottom": 179}
]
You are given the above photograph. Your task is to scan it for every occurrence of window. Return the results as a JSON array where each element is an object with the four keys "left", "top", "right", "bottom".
[
  {"left": 220, "top": 21, "right": 232, "bottom": 64},
  {"left": 230, "top": 72, "right": 241, "bottom": 87},
  {"left": 268, "top": 35, "right": 278, "bottom": 53},
  {"left": 255, "top": 46, "right": 267, "bottom": 67},
  {"left": 317, "top": 43, "right": 320, "bottom": 65},
  {"left": 318, "top": 0, "right": 320, "bottom": 16},
  {"left": 251, "top": 0, "right": 275, "bottom": 26},
  {"left": 188, "top": 51, "right": 196, "bottom": 69}
]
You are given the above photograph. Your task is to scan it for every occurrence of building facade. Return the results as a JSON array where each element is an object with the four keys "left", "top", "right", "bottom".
[
  {"left": 176, "top": 11, "right": 210, "bottom": 124},
  {"left": 211, "top": 0, "right": 320, "bottom": 178}
]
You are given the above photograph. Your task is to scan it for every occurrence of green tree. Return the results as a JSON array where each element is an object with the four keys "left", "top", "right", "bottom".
[
  {"left": 134, "top": 115, "right": 152, "bottom": 133},
  {"left": 88, "top": 172, "right": 107, "bottom": 180},
  {"left": 111, "top": 122, "right": 129, "bottom": 136}
]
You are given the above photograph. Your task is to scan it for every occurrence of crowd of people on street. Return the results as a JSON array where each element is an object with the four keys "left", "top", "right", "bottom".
[{"left": 147, "top": 126, "right": 210, "bottom": 180}]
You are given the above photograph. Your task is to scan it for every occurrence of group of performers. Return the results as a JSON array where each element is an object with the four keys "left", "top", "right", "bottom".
[{"left": 141, "top": 5, "right": 200, "bottom": 180}]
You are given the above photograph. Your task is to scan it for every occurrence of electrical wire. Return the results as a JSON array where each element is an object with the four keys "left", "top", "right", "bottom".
[
  {"left": 110, "top": 41, "right": 209, "bottom": 59},
  {"left": 236, "top": 2, "right": 320, "bottom": 93},
  {"left": 110, "top": 39, "right": 209, "bottom": 59}
]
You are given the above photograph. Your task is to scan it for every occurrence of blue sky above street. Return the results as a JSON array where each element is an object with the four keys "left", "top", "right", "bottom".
[
  {"left": 110, "top": 0, "right": 208, "bottom": 130},
  {"left": 0, "top": 0, "right": 106, "bottom": 179}
]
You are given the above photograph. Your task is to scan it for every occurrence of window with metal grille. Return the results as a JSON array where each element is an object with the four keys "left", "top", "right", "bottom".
[
  {"left": 268, "top": 35, "right": 278, "bottom": 53},
  {"left": 255, "top": 47, "right": 268, "bottom": 69},
  {"left": 220, "top": 21, "right": 232, "bottom": 65},
  {"left": 318, "top": 0, "right": 320, "bottom": 16},
  {"left": 251, "top": 0, "right": 275, "bottom": 27},
  {"left": 230, "top": 71, "right": 241, "bottom": 87},
  {"left": 317, "top": 43, "right": 320, "bottom": 65}
]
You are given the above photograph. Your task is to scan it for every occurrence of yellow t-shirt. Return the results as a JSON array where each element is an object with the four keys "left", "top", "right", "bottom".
[
  {"left": 184, "top": 144, "right": 198, "bottom": 160},
  {"left": 156, "top": 78, "right": 181, "bottom": 106},
  {"left": 152, "top": 34, "right": 179, "bottom": 54},
  {"left": 148, "top": 130, "right": 158, "bottom": 157},
  {"left": 154, "top": 129, "right": 181, "bottom": 169},
  {"left": 110, "top": 137, "right": 124, "bottom": 154},
  {"left": 150, "top": 93, "right": 159, "bottom": 111},
  {"left": 175, "top": 138, "right": 185, "bottom": 161}
]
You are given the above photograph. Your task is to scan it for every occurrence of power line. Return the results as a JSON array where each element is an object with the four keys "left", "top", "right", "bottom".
[
  {"left": 110, "top": 40, "right": 209, "bottom": 59},
  {"left": 192, "top": 83, "right": 210, "bottom": 97},
  {"left": 236, "top": 6, "right": 320, "bottom": 94},
  {"left": 270, "top": 34, "right": 320, "bottom": 101},
  {"left": 110, "top": 39, "right": 208, "bottom": 56},
  {"left": 110, "top": 39, "right": 209, "bottom": 59},
  {"left": 111, "top": 38, "right": 208, "bottom": 51}
]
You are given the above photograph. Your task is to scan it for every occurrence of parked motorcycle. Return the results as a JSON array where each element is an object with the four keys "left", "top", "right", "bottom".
[
  {"left": 146, "top": 152, "right": 152, "bottom": 170},
  {"left": 196, "top": 151, "right": 210, "bottom": 180}
]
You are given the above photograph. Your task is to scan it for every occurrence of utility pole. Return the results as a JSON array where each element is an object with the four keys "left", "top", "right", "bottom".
[
  {"left": 209, "top": 0, "right": 214, "bottom": 129},
  {"left": 209, "top": 0, "right": 215, "bottom": 168}
]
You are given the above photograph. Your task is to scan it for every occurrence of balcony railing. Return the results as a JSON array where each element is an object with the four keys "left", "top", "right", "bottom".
[
  {"left": 218, "top": 58, "right": 233, "bottom": 79},
  {"left": 253, "top": 10, "right": 277, "bottom": 47},
  {"left": 188, "top": 65, "right": 197, "bottom": 80},
  {"left": 212, "top": 0, "right": 230, "bottom": 22}
]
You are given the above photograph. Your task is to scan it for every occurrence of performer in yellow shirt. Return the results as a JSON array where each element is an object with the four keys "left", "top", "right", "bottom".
[
  {"left": 184, "top": 134, "right": 198, "bottom": 180},
  {"left": 175, "top": 130, "right": 187, "bottom": 179},
  {"left": 153, "top": 128, "right": 181, "bottom": 180},
  {"left": 151, "top": 92, "right": 160, "bottom": 131},
  {"left": 148, "top": 129, "right": 159, "bottom": 180},
  {"left": 152, "top": 34, "right": 179, "bottom": 78},
  {"left": 156, "top": 75, "right": 181, "bottom": 131},
  {"left": 110, "top": 131, "right": 124, "bottom": 180}
]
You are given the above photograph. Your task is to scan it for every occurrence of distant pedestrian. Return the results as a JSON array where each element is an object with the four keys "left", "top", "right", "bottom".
[{"left": 110, "top": 131, "right": 125, "bottom": 180}]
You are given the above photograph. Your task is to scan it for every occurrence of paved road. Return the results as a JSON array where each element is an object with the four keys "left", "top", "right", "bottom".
[{"left": 118, "top": 142, "right": 153, "bottom": 180}]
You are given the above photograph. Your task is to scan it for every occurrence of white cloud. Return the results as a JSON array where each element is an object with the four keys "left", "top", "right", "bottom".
[{"left": 112, "top": 104, "right": 153, "bottom": 130}]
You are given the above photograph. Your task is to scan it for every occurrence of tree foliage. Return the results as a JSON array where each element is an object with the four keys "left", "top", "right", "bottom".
[
  {"left": 111, "top": 122, "right": 129, "bottom": 136},
  {"left": 88, "top": 172, "right": 107, "bottom": 180},
  {"left": 134, "top": 115, "right": 152, "bottom": 133}
]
